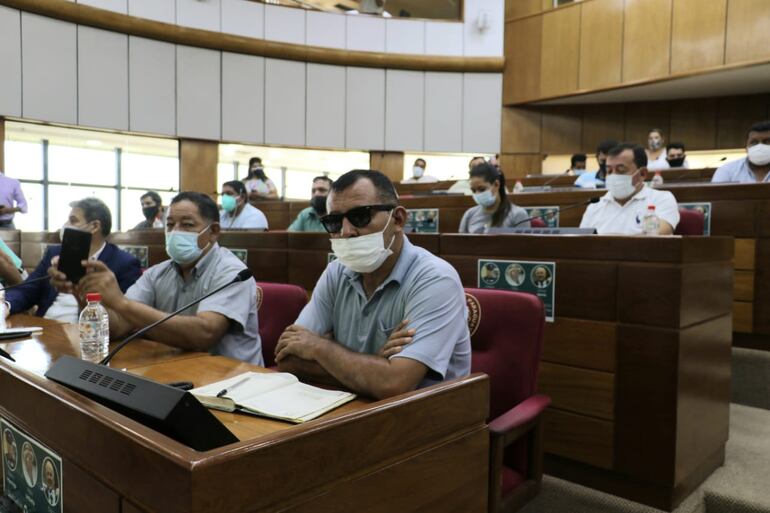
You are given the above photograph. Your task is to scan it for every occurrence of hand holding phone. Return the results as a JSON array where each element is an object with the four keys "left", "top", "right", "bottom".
[{"left": 58, "top": 227, "right": 92, "bottom": 283}]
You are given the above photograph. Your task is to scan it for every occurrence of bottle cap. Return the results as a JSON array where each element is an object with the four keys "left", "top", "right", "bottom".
[
  {"left": 86, "top": 293, "right": 102, "bottom": 302},
  {"left": 647, "top": 205, "right": 656, "bottom": 210}
]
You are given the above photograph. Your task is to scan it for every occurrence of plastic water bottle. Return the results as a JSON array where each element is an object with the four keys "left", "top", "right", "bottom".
[
  {"left": 642, "top": 205, "right": 660, "bottom": 236},
  {"left": 651, "top": 171, "right": 664, "bottom": 188},
  {"left": 79, "top": 293, "right": 109, "bottom": 362},
  {"left": 513, "top": 181, "right": 524, "bottom": 194}
]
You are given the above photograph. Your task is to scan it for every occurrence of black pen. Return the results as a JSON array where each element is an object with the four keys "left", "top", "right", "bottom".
[
  {"left": 0, "top": 347, "right": 15, "bottom": 362},
  {"left": 216, "top": 375, "right": 250, "bottom": 398}
]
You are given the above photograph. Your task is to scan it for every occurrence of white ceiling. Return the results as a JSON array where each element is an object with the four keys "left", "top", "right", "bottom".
[{"left": 534, "top": 62, "right": 770, "bottom": 106}]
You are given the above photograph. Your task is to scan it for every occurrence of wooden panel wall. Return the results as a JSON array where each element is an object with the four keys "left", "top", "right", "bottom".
[
  {"left": 578, "top": 0, "right": 624, "bottom": 91},
  {"left": 370, "top": 151, "right": 404, "bottom": 183},
  {"left": 179, "top": 139, "right": 218, "bottom": 198},
  {"left": 622, "top": 0, "right": 672, "bottom": 83},
  {"left": 539, "top": 6, "right": 581, "bottom": 99},
  {"left": 504, "top": 0, "right": 770, "bottom": 104},
  {"left": 671, "top": 0, "right": 727, "bottom": 73}
]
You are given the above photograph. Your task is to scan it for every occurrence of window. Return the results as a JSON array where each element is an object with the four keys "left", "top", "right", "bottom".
[{"left": 4, "top": 121, "right": 179, "bottom": 232}]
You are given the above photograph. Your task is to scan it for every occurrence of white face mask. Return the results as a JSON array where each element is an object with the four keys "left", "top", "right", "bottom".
[
  {"left": 413, "top": 166, "right": 424, "bottom": 178},
  {"left": 747, "top": 143, "right": 770, "bottom": 166},
  {"left": 330, "top": 212, "right": 395, "bottom": 274},
  {"left": 605, "top": 172, "right": 638, "bottom": 200}
]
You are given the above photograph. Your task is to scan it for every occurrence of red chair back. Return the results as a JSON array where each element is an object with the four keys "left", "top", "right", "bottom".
[
  {"left": 674, "top": 208, "right": 705, "bottom": 235},
  {"left": 256, "top": 282, "right": 308, "bottom": 367},
  {"left": 530, "top": 217, "right": 547, "bottom": 228},
  {"left": 465, "top": 288, "right": 545, "bottom": 420}
]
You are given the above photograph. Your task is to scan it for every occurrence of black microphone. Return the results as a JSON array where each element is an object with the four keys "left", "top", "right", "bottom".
[
  {"left": 512, "top": 196, "right": 601, "bottom": 228},
  {"left": 0, "top": 275, "right": 49, "bottom": 292},
  {"left": 99, "top": 269, "right": 254, "bottom": 365},
  {"left": 542, "top": 169, "right": 572, "bottom": 187},
  {"left": 0, "top": 347, "right": 15, "bottom": 362}
]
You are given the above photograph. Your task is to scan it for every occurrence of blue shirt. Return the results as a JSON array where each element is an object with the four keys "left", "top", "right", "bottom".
[
  {"left": 296, "top": 236, "right": 471, "bottom": 388},
  {"left": 712, "top": 158, "right": 770, "bottom": 183}
]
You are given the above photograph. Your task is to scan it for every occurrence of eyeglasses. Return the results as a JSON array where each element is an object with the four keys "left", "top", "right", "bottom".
[{"left": 320, "top": 204, "right": 396, "bottom": 234}]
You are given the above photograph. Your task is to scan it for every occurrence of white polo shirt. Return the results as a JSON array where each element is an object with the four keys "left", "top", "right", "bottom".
[{"left": 579, "top": 185, "right": 680, "bottom": 235}]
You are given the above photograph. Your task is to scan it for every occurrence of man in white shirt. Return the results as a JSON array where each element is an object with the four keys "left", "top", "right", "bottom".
[
  {"left": 712, "top": 121, "right": 770, "bottom": 184},
  {"left": 401, "top": 158, "right": 439, "bottom": 184},
  {"left": 580, "top": 143, "right": 680, "bottom": 235},
  {"left": 219, "top": 180, "right": 268, "bottom": 230}
]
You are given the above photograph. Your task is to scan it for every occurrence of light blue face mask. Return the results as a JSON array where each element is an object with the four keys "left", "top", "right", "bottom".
[
  {"left": 472, "top": 189, "right": 497, "bottom": 208},
  {"left": 165, "top": 225, "right": 211, "bottom": 265},
  {"left": 221, "top": 194, "right": 237, "bottom": 213}
]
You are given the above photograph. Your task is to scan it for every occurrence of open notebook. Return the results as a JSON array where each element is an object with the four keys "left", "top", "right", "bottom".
[{"left": 191, "top": 372, "right": 356, "bottom": 424}]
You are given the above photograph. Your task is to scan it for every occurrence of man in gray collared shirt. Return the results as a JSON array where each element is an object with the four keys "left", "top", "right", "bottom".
[
  {"left": 75, "top": 192, "right": 263, "bottom": 365},
  {"left": 275, "top": 170, "right": 471, "bottom": 399},
  {"left": 712, "top": 121, "right": 770, "bottom": 184}
]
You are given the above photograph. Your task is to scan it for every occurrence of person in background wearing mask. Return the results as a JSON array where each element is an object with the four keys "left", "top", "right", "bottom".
[
  {"left": 220, "top": 180, "right": 268, "bottom": 230},
  {"left": 580, "top": 143, "right": 679, "bottom": 235},
  {"left": 712, "top": 121, "right": 770, "bottom": 183},
  {"left": 133, "top": 191, "right": 165, "bottom": 229},
  {"left": 459, "top": 163, "right": 530, "bottom": 233},
  {"left": 0, "top": 167, "right": 27, "bottom": 230},
  {"left": 401, "top": 158, "right": 438, "bottom": 184},
  {"left": 665, "top": 143, "right": 689, "bottom": 169},
  {"left": 243, "top": 157, "right": 279, "bottom": 201},
  {"left": 4, "top": 198, "right": 140, "bottom": 323},
  {"left": 575, "top": 139, "right": 618, "bottom": 188},
  {"left": 274, "top": 170, "right": 470, "bottom": 399},
  {"left": 288, "top": 176, "right": 332, "bottom": 232},
  {"left": 645, "top": 128, "right": 669, "bottom": 171},
  {"left": 51, "top": 192, "right": 263, "bottom": 364},
  {"left": 569, "top": 154, "right": 587, "bottom": 175}
]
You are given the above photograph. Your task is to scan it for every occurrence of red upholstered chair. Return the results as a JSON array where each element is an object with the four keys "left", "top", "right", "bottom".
[
  {"left": 465, "top": 288, "right": 550, "bottom": 513},
  {"left": 674, "top": 208, "right": 705, "bottom": 235},
  {"left": 530, "top": 217, "right": 547, "bottom": 228},
  {"left": 256, "top": 282, "right": 308, "bottom": 367}
]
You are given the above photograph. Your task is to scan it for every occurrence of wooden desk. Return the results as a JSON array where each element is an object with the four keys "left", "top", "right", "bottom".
[
  {"left": 0, "top": 316, "right": 490, "bottom": 513},
  {"left": 441, "top": 234, "right": 733, "bottom": 510}
]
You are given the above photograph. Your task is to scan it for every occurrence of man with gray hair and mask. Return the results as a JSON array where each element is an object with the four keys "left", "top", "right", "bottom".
[{"left": 275, "top": 169, "right": 470, "bottom": 399}]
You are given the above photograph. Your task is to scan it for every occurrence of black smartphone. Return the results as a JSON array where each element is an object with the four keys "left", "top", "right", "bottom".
[{"left": 58, "top": 227, "right": 92, "bottom": 283}]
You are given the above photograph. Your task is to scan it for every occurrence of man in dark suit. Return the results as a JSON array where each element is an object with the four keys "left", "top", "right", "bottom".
[{"left": 6, "top": 198, "right": 141, "bottom": 323}]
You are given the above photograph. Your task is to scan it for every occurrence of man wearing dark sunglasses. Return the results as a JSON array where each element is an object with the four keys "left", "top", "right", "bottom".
[{"left": 275, "top": 170, "right": 471, "bottom": 400}]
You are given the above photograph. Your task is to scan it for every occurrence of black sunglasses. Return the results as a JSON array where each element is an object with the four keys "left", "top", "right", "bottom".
[{"left": 320, "top": 204, "right": 396, "bottom": 234}]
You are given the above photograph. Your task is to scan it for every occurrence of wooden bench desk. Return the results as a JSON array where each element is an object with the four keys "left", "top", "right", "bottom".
[{"left": 0, "top": 316, "right": 490, "bottom": 513}]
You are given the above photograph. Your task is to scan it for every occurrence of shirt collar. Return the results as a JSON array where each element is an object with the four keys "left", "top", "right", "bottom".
[
  {"left": 90, "top": 242, "right": 107, "bottom": 260},
  {"left": 342, "top": 235, "right": 417, "bottom": 289}
]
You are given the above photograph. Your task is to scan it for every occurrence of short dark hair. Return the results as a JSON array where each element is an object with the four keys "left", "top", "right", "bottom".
[
  {"left": 596, "top": 139, "right": 619, "bottom": 156},
  {"left": 248, "top": 157, "right": 262, "bottom": 168},
  {"left": 222, "top": 180, "right": 247, "bottom": 198},
  {"left": 414, "top": 158, "right": 426, "bottom": 167},
  {"left": 748, "top": 120, "right": 770, "bottom": 137},
  {"left": 69, "top": 197, "right": 112, "bottom": 236},
  {"left": 140, "top": 191, "right": 162, "bottom": 205},
  {"left": 170, "top": 192, "right": 220, "bottom": 224},
  {"left": 331, "top": 170, "right": 398, "bottom": 205},
  {"left": 666, "top": 142, "right": 686, "bottom": 153},
  {"left": 608, "top": 143, "right": 648, "bottom": 169},
  {"left": 570, "top": 153, "right": 587, "bottom": 166},
  {"left": 313, "top": 176, "right": 333, "bottom": 187}
]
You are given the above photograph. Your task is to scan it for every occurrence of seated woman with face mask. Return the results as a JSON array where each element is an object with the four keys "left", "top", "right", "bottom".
[{"left": 458, "top": 163, "right": 530, "bottom": 233}]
